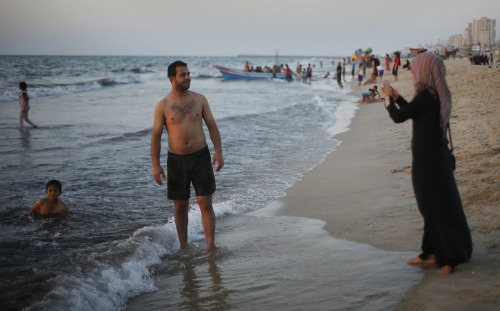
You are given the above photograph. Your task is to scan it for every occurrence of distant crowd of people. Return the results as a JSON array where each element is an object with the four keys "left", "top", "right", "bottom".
[
  {"left": 469, "top": 53, "right": 494, "bottom": 65},
  {"left": 244, "top": 61, "right": 314, "bottom": 83},
  {"left": 356, "top": 53, "right": 400, "bottom": 89}
]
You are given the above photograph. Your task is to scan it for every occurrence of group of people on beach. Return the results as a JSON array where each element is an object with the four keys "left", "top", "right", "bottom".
[
  {"left": 295, "top": 63, "right": 313, "bottom": 83},
  {"left": 27, "top": 54, "right": 472, "bottom": 273},
  {"left": 360, "top": 86, "right": 381, "bottom": 104},
  {"left": 469, "top": 52, "right": 495, "bottom": 65},
  {"left": 355, "top": 52, "right": 403, "bottom": 104},
  {"left": 357, "top": 52, "right": 400, "bottom": 88}
]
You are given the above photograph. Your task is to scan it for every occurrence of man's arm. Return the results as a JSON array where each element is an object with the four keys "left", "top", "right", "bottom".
[
  {"left": 151, "top": 102, "right": 166, "bottom": 185},
  {"left": 201, "top": 97, "right": 224, "bottom": 172}
]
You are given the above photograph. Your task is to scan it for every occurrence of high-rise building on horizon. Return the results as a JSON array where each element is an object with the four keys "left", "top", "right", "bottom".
[
  {"left": 464, "top": 23, "right": 473, "bottom": 47},
  {"left": 472, "top": 17, "right": 496, "bottom": 52},
  {"left": 448, "top": 34, "right": 463, "bottom": 50}
]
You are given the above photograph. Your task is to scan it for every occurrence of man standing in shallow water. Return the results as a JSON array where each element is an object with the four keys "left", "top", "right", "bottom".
[{"left": 151, "top": 60, "right": 224, "bottom": 253}]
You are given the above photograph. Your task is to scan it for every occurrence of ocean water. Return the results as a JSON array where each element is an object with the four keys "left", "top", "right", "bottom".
[{"left": 0, "top": 55, "right": 420, "bottom": 310}]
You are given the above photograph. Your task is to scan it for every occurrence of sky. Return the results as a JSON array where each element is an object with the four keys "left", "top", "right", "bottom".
[{"left": 0, "top": 0, "right": 498, "bottom": 57}]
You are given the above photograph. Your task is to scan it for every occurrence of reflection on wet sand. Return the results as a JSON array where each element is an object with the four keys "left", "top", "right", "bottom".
[
  {"left": 179, "top": 254, "right": 233, "bottom": 310},
  {"left": 19, "top": 129, "right": 31, "bottom": 149},
  {"left": 125, "top": 249, "right": 236, "bottom": 310}
]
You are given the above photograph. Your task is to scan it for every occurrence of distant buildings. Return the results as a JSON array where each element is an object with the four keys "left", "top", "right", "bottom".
[
  {"left": 462, "top": 17, "right": 496, "bottom": 54},
  {"left": 449, "top": 34, "right": 463, "bottom": 51},
  {"left": 472, "top": 17, "right": 496, "bottom": 52},
  {"left": 401, "top": 16, "right": 497, "bottom": 57}
]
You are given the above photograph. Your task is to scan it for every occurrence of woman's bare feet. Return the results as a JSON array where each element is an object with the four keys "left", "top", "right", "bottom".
[
  {"left": 407, "top": 254, "right": 436, "bottom": 265},
  {"left": 437, "top": 265, "right": 454, "bottom": 275},
  {"left": 407, "top": 255, "right": 454, "bottom": 274}
]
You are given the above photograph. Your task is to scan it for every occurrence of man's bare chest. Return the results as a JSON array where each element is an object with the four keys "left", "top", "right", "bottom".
[{"left": 166, "top": 102, "right": 202, "bottom": 124}]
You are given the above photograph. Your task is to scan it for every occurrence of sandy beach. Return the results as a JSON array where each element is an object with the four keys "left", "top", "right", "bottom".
[{"left": 277, "top": 59, "right": 499, "bottom": 310}]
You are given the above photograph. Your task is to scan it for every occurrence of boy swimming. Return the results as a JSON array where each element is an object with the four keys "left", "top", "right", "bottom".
[{"left": 30, "top": 180, "right": 68, "bottom": 217}]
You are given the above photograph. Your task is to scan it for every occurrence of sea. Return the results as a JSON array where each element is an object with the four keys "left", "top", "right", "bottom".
[{"left": 0, "top": 55, "right": 421, "bottom": 310}]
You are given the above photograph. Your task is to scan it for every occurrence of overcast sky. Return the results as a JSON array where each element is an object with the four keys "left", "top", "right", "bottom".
[{"left": 1, "top": 0, "right": 498, "bottom": 57}]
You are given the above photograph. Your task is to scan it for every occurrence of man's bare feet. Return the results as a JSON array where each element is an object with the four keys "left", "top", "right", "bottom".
[
  {"left": 437, "top": 265, "right": 454, "bottom": 275},
  {"left": 407, "top": 254, "right": 436, "bottom": 265},
  {"left": 206, "top": 244, "right": 217, "bottom": 254}
]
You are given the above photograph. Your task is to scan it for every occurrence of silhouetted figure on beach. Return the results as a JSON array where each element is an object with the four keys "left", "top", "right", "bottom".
[
  {"left": 306, "top": 64, "right": 312, "bottom": 83},
  {"left": 392, "top": 52, "right": 400, "bottom": 82},
  {"left": 336, "top": 62, "right": 343, "bottom": 88}
]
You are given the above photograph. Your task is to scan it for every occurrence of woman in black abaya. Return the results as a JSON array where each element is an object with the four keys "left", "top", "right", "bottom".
[{"left": 382, "top": 52, "right": 472, "bottom": 274}]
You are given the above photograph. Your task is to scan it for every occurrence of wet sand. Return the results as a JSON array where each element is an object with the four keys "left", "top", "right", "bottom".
[
  {"left": 126, "top": 213, "right": 422, "bottom": 310},
  {"left": 277, "top": 59, "right": 500, "bottom": 310}
]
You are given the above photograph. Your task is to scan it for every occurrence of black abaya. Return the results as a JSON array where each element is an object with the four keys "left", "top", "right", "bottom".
[{"left": 386, "top": 90, "right": 472, "bottom": 268}]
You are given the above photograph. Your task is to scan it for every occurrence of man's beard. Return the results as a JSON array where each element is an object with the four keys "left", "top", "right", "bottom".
[{"left": 178, "top": 81, "right": 190, "bottom": 91}]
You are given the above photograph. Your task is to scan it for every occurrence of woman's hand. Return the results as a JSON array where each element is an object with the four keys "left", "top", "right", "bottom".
[
  {"left": 392, "top": 88, "right": 399, "bottom": 101},
  {"left": 381, "top": 81, "right": 392, "bottom": 97}
]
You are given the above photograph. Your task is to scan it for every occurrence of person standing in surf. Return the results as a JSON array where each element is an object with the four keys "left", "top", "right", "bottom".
[
  {"left": 336, "top": 62, "right": 343, "bottom": 88},
  {"left": 18, "top": 82, "right": 37, "bottom": 130},
  {"left": 151, "top": 60, "right": 224, "bottom": 253}
]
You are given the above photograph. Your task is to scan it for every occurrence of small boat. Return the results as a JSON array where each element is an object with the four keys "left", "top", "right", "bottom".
[{"left": 213, "top": 65, "right": 286, "bottom": 80}]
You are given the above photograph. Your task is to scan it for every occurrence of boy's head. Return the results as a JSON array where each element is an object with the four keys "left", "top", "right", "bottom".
[
  {"left": 46, "top": 180, "right": 62, "bottom": 192},
  {"left": 45, "top": 180, "right": 62, "bottom": 200}
]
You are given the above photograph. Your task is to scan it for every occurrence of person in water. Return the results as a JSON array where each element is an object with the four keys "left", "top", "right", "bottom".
[
  {"left": 151, "top": 60, "right": 224, "bottom": 253},
  {"left": 30, "top": 180, "right": 68, "bottom": 217},
  {"left": 382, "top": 52, "right": 472, "bottom": 274},
  {"left": 336, "top": 62, "right": 343, "bottom": 88},
  {"left": 18, "top": 82, "right": 37, "bottom": 130}
]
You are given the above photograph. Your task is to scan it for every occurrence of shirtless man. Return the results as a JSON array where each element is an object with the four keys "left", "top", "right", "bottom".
[
  {"left": 151, "top": 60, "right": 224, "bottom": 253},
  {"left": 30, "top": 180, "right": 68, "bottom": 217}
]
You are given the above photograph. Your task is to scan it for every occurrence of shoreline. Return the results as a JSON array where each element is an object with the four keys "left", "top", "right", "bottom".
[{"left": 276, "top": 59, "right": 499, "bottom": 310}]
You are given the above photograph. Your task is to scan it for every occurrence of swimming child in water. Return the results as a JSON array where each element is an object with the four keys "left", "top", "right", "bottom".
[{"left": 30, "top": 180, "right": 68, "bottom": 217}]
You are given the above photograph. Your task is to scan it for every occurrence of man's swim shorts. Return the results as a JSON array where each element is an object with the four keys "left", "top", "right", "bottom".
[{"left": 167, "top": 145, "right": 216, "bottom": 200}]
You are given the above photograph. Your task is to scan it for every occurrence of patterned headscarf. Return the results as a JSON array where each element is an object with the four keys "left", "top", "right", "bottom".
[{"left": 411, "top": 52, "right": 451, "bottom": 138}]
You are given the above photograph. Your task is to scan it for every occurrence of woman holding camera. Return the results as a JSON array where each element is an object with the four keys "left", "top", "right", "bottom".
[{"left": 382, "top": 53, "right": 472, "bottom": 274}]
